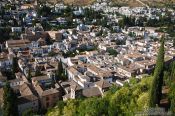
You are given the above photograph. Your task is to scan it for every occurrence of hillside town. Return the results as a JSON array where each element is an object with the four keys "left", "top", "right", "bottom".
[{"left": 0, "top": 0, "right": 175, "bottom": 115}]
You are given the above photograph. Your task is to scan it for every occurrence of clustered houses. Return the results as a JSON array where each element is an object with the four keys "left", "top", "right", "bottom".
[
  {"left": 91, "top": 1, "right": 174, "bottom": 19},
  {"left": 0, "top": 0, "right": 175, "bottom": 115}
]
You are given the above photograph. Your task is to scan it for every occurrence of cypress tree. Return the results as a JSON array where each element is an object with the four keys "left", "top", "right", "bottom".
[
  {"left": 170, "top": 61, "right": 175, "bottom": 81},
  {"left": 27, "top": 68, "right": 32, "bottom": 82},
  {"left": 169, "top": 61, "right": 175, "bottom": 114},
  {"left": 58, "top": 60, "right": 63, "bottom": 76},
  {"left": 35, "top": 68, "right": 42, "bottom": 76},
  {"left": 149, "top": 38, "right": 165, "bottom": 107},
  {"left": 62, "top": 69, "right": 68, "bottom": 81},
  {"left": 170, "top": 82, "right": 175, "bottom": 114},
  {"left": 3, "top": 82, "right": 18, "bottom": 116},
  {"left": 12, "top": 57, "right": 18, "bottom": 73},
  {"left": 56, "top": 60, "right": 64, "bottom": 80},
  {"left": 64, "top": 70, "right": 68, "bottom": 80}
]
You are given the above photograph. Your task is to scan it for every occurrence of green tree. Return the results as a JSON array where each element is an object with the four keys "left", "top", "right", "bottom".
[
  {"left": 64, "top": 5, "right": 72, "bottom": 16},
  {"left": 45, "top": 34, "right": 52, "bottom": 45},
  {"left": 101, "top": 17, "right": 108, "bottom": 27},
  {"left": 149, "top": 38, "right": 165, "bottom": 107},
  {"left": 37, "top": 5, "right": 51, "bottom": 17},
  {"left": 46, "top": 76, "right": 153, "bottom": 116},
  {"left": 169, "top": 61, "right": 175, "bottom": 114},
  {"left": 137, "top": 92, "right": 149, "bottom": 110},
  {"left": 27, "top": 68, "right": 32, "bottom": 82},
  {"left": 118, "top": 18, "right": 124, "bottom": 29},
  {"left": 47, "top": 101, "right": 65, "bottom": 116},
  {"left": 106, "top": 48, "right": 118, "bottom": 56},
  {"left": 78, "top": 97, "right": 109, "bottom": 116},
  {"left": 56, "top": 60, "right": 67, "bottom": 80},
  {"left": 63, "top": 100, "right": 80, "bottom": 116},
  {"left": 35, "top": 68, "right": 42, "bottom": 76},
  {"left": 109, "top": 87, "right": 133, "bottom": 115},
  {"left": 3, "top": 82, "right": 18, "bottom": 116},
  {"left": 96, "top": 29, "right": 103, "bottom": 36},
  {"left": 10, "top": 57, "right": 19, "bottom": 80},
  {"left": 12, "top": 57, "right": 19, "bottom": 73},
  {"left": 0, "top": 27, "right": 11, "bottom": 43},
  {"left": 22, "top": 109, "right": 36, "bottom": 116},
  {"left": 169, "top": 82, "right": 175, "bottom": 114},
  {"left": 48, "top": 51, "right": 57, "bottom": 57},
  {"left": 170, "top": 62, "right": 175, "bottom": 81},
  {"left": 61, "top": 69, "right": 68, "bottom": 81}
]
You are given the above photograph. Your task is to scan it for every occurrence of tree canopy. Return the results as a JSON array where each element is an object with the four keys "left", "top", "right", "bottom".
[
  {"left": 149, "top": 38, "right": 165, "bottom": 107},
  {"left": 3, "top": 82, "right": 18, "bottom": 116},
  {"left": 56, "top": 60, "right": 68, "bottom": 81},
  {"left": 47, "top": 77, "right": 152, "bottom": 116}
]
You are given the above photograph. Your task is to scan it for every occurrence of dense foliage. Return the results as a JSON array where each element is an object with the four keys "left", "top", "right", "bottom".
[
  {"left": 47, "top": 77, "right": 152, "bottom": 116},
  {"left": 107, "top": 48, "right": 118, "bottom": 56},
  {"left": 3, "top": 82, "right": 18, "bottom": 116},
  {"left": 12, "top": 57, "right": 19, "bottom": 73},
  {"left": 149, "top": 38, "right": 165, "bottom": 107},
  {"left": 0, "top": 27, "right": 11, "bottom": 43},
  {"left": 56, "top": 60, "right": 67, "bottom": 81},
  {"left": 168, "top": 62, "right": 175, "bottom": 114},
  {"left": 27, "top": 68, "right": 32, "bottom": 82}
]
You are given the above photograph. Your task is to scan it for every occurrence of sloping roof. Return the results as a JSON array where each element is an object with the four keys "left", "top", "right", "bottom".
[
  {"left": 87, "top": 65, "right": 112, "bottom": 78},
  {"left": 15, "top": 72, "right": 23, "bottom": 78},
  {"left": 95, "top": 80, "right": 111, "bottom": 89},
  {"left": 19, "top": 83, "right": 33, "bottom": 96},
  {"left": 9, "top": 78, "right": 23, "bottom": 83},
  {"left": 17, "top": 94, "right": 38, "bottom": 105},
  {"left": 6, "top": 39, "right": 30, "bottom": 48},
  {"left": 37, "top": 38, "right": 45, "bottom": 42},
  {"left": 32, "top": 75, "right": 50, "bottom": 82},
  {"left": 82, "top": 87, "right": 102, "bottom": 98},
  {"left": 70, "top": 80, "right": 82, "bottom": 91},
  {"left": 67, "top": 67, "right": 79, "bottom": 75},
  {"left": 41, "top": 88, "right": 59, "bottom": 96}
]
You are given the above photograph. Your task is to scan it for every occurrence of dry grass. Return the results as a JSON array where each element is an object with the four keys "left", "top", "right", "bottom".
[
  {"left": 112, "top": 0, "right": 144, "bottom": 7},
  {"left": 141, "top": 0, "right": 175, "bottom": 7},
  {"left": 112, "top": 0, "right": 175, "bottom": 7},
  {"left": 64, "top": 0, "right": 96, "bottom": 5},
  {"left": 44, "top": 0, "right": 175, "bottom": 7},
  {"left": 43, "top": 0, "right": 96, "bottom": 5}
]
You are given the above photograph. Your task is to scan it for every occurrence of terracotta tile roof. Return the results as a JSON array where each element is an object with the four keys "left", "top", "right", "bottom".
[
  {"left": 41, "top": 88, "right": 59, "bottom": 96},
  {"left": 32, "top": 75, "right": 50, "bottom": 82},
  {"left": 82, "top": 87, "right": 102, "bottom": 97},
  {"left": 6, "top": 39, "right": 30, "bottom": 48},
  {"left": 95, "top": 80, "right": 111, "bottom": 89},
  {"left": 0, "top": 52, "right": 8, "bottom": 61},
  {"left": 87, "top": 65, "right": 112, "bottom": 78},
  {"left": 19, "top": 83, "right": 33, "bottom": 96},
  {"left": 70, "top": 80, "right": 82, "bottom": 91}
]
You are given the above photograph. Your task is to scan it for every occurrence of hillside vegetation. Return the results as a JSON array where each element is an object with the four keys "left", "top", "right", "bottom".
[{"left": 47, "top": 77, "right": 152, "bottom": 116}]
